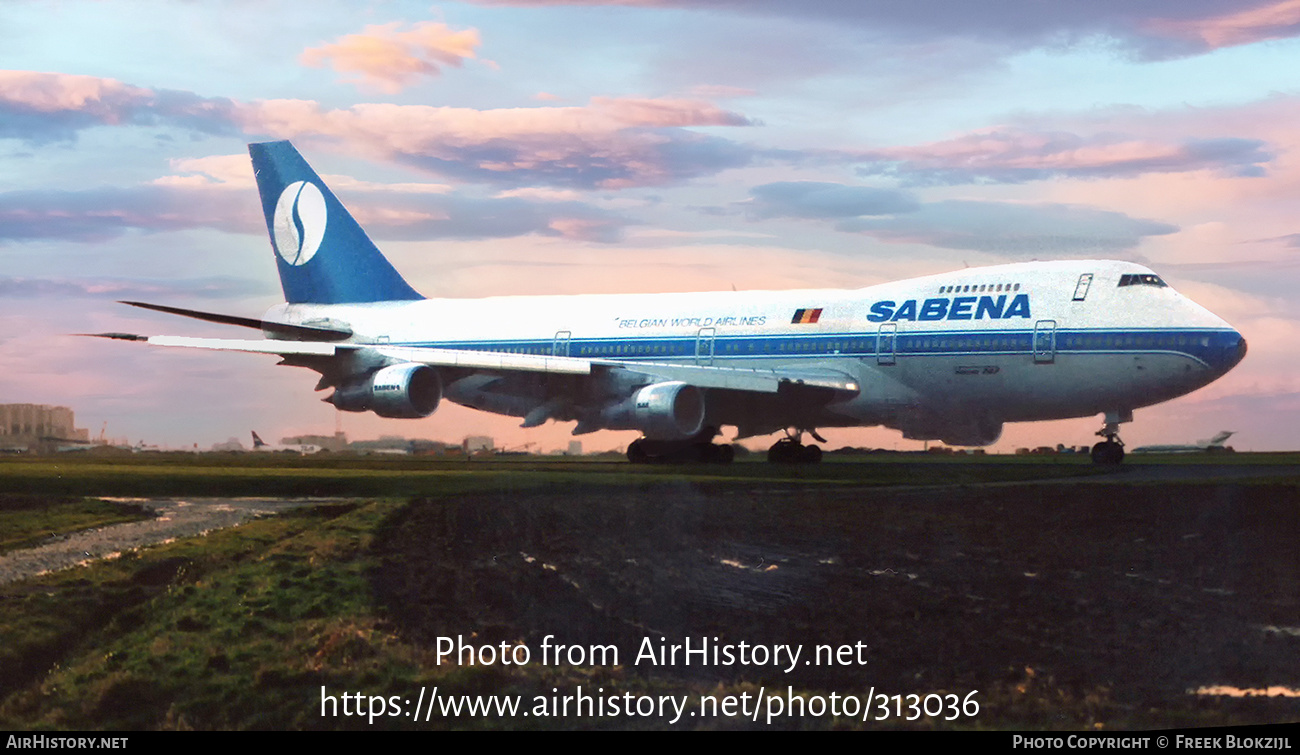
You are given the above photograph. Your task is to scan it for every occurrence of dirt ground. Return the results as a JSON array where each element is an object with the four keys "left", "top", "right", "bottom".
[{"left": 370, "top": 477, "right": 1300, "bottom": 728}]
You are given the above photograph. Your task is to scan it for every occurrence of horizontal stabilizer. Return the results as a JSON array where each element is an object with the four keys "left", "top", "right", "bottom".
[
  {"left": 82, "top": 332, "right": 148, "bottom": 341},
  {"left": 120, "top": 301, "right": 353, "bottom": 341},
  {"left": 85, "top": 334, "right": 341, "bottom": 356}
]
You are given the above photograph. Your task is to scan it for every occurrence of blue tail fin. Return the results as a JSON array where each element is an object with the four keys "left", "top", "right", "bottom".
[{"left": 248, "top": 141, "right": 424, "bottom": 304}]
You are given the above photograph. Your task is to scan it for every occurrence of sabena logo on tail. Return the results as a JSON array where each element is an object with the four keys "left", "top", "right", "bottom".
[{"left": 272, "top": 181, "right": 327, "bottom": 266}]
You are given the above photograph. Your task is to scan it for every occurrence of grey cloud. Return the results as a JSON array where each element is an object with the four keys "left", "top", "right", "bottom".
[
  {"left": 0, "top": 186, "right": 262, "bottom": 243},
  {"left": 0, "top": 75, "right": 240, "bottom": 145},
  {"left": 466, "top": 1, "right": 1293, "bottom": 57},
  {"left": 745, "top": 181, "right": 920, "bottom": 220},
  {"left": 0, "top": 183, "right": 633, "bottom": 245},
  {"left": 838, "top": 200, "right": 1178, "bottom": 254},
  {"left": 383, "top": 130, "right": 755, "bottom": 190},
  {"left": 741, "top": 180, "right": 1174, "bottom": 254},
  {"left": 1, "top": 73, "right": 759, "bottom": 189},
  {"left": 854, "top": 133, "right": 1273, "bottom": 186},
  {"left": 349, "top": 191, "right": 633, "bottom": 243},
  {"left": 0, "top": 275, "right": 270, "bottom": 300}
]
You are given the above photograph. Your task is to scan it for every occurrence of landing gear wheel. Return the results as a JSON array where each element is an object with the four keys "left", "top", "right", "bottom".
[
  {"left": 767, "top": 438, "right": 822, "bottom": 464},
  {"left": 1090, "top": 440, "right": 1124, "bottom": 465},
  {"left": 627, "top": 438, "right": 733, "bottom": 464},
  {"left": 1092, "top": 412, "right": 1129, "bottom": 466},
  {"left": 767, "top": 438, "right": 798, "bottom": 463},
  {"left": 704, "top": 443, "right": 735, "bottom": 464}
]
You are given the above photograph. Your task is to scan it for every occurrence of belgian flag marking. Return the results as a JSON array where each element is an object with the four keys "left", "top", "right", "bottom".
[{"left": 791, "top": 308, "right": 823, "bottom": 324}]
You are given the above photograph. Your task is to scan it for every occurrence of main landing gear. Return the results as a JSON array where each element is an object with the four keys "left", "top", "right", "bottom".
[
  {"left": 1091, "top": 416, "right": 1126, "bottom": 465},
  {"left": 767, "top": 429, "right": 824, "bottom": 464},
  {"left": 626, "top": 426, "right": 735, "bottom": 464}
]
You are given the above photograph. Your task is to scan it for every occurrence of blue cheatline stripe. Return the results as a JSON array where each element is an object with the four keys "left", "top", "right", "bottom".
[{"left": 373, "top": 327, "right": 1239, "bottom": 370}]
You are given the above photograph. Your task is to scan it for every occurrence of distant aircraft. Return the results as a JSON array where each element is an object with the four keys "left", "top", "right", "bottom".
[
  {"left": 91, "top": 141, "right": 1247, "bottom": 465},
  {"left": 1131, "top": 431, "right": 1236, "bottom": 454},
  {"left": 250, "top": 431, "right": 319, "bottom": 454}
]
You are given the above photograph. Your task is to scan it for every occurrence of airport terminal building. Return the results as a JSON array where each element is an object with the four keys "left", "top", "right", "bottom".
[{"left": 0, "top": 404, "right": 90, "bottom": 452}]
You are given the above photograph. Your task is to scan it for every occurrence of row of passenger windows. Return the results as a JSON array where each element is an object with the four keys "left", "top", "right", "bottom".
[
  {"left": 1063, "top": 334, "right": 1209, "bottom": 348},
  {"left": 937, "top": 282, "right": 1022, "bottom": 294},
  {"left": 577, "top": 344, "right": 678, "bottom": 356},
  {"left": 455, "top": 333, "right": 1211, "bottom": 356}
]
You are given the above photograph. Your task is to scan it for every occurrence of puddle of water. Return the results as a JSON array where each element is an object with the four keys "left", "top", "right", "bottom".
[
  {"left": 1193, "top": 686, "right": 1300, "bottom": 698},
  {"left": 1260, "top": 625, "right": 1300, "bottom": 637}
]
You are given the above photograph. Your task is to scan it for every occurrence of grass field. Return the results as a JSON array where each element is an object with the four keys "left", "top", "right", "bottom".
[
  {"left": 0, "top": 453, "right": 1297, "bottom": 730},
  {"left": 0, "top": 451, "right": 1123, "bottom": 498}
]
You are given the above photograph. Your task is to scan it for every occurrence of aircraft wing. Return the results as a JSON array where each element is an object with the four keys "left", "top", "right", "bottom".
[
  {"left": 89, "top": 334, "right": 859, "bottom": 394},
  {"left": 374, "top": 347, "right": 859, "bottom": 393},
  {"left": 594, "top": 360, "right": 859, "bottom": 393}
]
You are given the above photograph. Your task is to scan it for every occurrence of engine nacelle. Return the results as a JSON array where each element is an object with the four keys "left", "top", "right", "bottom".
[
  {"left": 939, "top": 420, "right": 1002, "bottom": 447},
  {"left": 329, "top": 363, "right": 442, "bottom": 419},
  {"left": 600, "top": 381, "right": 706, "bottom": 440},
  {"left": 898, "top": 413, "right": 1002, "bottom": 446}
]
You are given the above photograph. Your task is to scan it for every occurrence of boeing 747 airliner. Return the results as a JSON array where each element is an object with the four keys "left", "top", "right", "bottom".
[{"left": 94, "top": 141, "right": 1247, "bottom": 464}]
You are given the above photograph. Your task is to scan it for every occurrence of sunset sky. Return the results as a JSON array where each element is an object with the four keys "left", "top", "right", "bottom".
[{"left": 3, "top": 0, "right": 1299, "bottom": 453}]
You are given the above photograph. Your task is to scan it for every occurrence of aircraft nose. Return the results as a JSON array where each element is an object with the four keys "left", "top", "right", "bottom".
[{"left": 1224, "top": 331, "right": 1247, "bottom": 371}]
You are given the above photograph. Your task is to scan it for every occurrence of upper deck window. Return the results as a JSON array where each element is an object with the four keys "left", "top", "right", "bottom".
[{"left": 1118, "top": 273, "right": 1167, "bottom": 288}]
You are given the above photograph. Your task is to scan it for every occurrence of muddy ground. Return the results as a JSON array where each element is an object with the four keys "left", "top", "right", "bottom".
[{"left": 371, "top": 478, "right": 1300, "bottom": 727}]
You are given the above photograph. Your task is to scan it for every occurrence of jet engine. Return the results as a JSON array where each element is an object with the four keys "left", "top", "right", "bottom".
[
  {"left": 938, "top": 419, "right": 1003, "bottom": 447},
  {"left": 329, "top": 363, "right": 442, "bottom": 419},
  {"left": 899, "top": 414, "right": 1003, "bottom": 446},
  {"left": 599, "top": 381, "right": 705, "bottom": 440}
]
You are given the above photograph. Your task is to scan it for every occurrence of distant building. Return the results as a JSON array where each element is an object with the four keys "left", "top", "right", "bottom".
[
  {"left": 463, "top": 436, "right": 494, "bottom": 453},
  {"left": 0, "top": 404, "right": 89, "bottom": 452},
  {"left": 567, "top": 441, "right": 583, "bottom": 456}
]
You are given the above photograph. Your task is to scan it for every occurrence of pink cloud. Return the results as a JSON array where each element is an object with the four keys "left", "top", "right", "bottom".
[
  {"left": 300, "top": 22, "right": 483, "bottom": 93},
  {"left": 854, "top": 127, "right": 1271, "bottom": 184},
  {"left": 233, "top": 96, "right": 755, "bottom": 187},
  {"left": 1146, "top": 0, "right": 1300, "bottom": 50},
  {"left": 1, "top": 71, "right": 756, "bottom": 188},
  {"left": 0, "top": 70, "right": 237, "bottom": 142},
  {"left": 0, "top": 70, "right": 152, "bottom": 115},
  {"left": 453, "top": 1, "right": 1300, "bottom": 58}
]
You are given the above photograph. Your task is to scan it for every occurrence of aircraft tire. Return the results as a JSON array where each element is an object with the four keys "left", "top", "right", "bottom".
[
  {"left": 627, "top": 439, "right": 650, "bottom": 464},
  {"left": 1090, "top": 441, "right": 1124, "bottom": 465},
  {"left": 767, "top": 438, "right": 797, "bottom": 463},
  {"left": 708, "top": 443, "right": 735, "bottom": 464},
  {"left": 768, "top": 438, "right": 821, "bottom": 463}
]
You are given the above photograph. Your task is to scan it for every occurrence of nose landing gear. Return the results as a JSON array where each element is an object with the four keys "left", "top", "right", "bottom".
[{"left": 1091, "top": 413, "right": 1129, "bottom": 465}]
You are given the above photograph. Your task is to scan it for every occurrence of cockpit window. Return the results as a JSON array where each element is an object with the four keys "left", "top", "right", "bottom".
[{"left": 1118, "top": 273, "right": 1167, "bottom": 288}]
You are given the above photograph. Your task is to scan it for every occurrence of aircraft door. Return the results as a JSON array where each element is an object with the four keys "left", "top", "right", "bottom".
[
  {"left": 695, "top": 327, "right": 716, "bottom": 365},
  {"left": 552, "top": 330, "right": 571, "bottom": 357},
  {"left": 1072, "top": 273, "right": 1094, "bottom": 301},
  {"left": 877, "top": 323, "right": 897, "bottom": 365},
  {"left": 1033, "top": 319, "right": 1056, "bottom": 364}
]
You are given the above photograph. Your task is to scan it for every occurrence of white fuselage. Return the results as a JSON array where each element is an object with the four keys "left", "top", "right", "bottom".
[{"left": 266, "top": 259, "right": 1246, "bottom": 442}]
